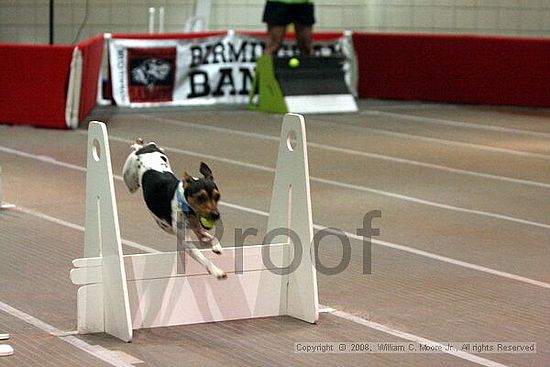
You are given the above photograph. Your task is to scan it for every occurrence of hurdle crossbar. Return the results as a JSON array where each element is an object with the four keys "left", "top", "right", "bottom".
[{"left": 70, "top": 114, "right": 319, "bottom": 342}]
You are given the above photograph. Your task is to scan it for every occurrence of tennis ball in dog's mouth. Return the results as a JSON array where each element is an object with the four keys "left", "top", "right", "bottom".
[
  {"left": 200, "top": 216, "right": 215, "bottom": 229},
  {"left": 288, "top": 57, "right": 300, "bottom": 68}
]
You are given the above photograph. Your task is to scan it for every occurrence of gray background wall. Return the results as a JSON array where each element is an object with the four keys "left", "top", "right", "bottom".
[{"left": 1, "top": 0, "right": 549, "bottom": 45}]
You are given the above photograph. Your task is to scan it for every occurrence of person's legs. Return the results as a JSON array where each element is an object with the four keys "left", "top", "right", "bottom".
[
  {"left": 265, "top": 24, "right": 287, "bottom": 55},
  {"left": 263, "top": 1, "right": 290, "bottom": 55},
  {"left": 294, "top": 23, "right": 313, "bottom": 55},
  {"left": 290, "top": 3, "right": 314, "bottom": 56}
]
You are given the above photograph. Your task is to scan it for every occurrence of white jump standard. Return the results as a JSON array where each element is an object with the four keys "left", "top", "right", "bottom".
[{"left": 70, "top": 114, "right": 319, "bottom": 342}]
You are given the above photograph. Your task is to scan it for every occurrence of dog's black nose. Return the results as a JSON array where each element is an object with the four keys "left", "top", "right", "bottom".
[{"left": 210, "top": 211, "right": 220, "bottom": 220}]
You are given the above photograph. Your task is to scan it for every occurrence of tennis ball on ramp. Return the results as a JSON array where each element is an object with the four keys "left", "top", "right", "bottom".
[
  {"left": 288, "top": 57, "right": 300, "bottom": 68},
  {"left": 200, "top": 216, "right": 215, "bottom": 229}
]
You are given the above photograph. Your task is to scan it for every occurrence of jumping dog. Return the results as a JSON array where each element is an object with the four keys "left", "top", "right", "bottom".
[{"left": 122, "top": 139, "right": 226, "bottom": 279}]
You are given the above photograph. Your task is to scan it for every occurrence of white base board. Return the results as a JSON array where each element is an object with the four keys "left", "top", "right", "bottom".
[
  {"left": 285, "top": 94, "right": 358, "bottom": 114},
  {"left": 72, "top": 244, "right": 290, "bottom": 329},
  {"left": 128, "top": 267, "right": 284, "bottom": 328}
]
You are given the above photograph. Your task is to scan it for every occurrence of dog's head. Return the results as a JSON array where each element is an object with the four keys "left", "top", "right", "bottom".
[{"left": 183, "top": 162, "right": 221, "bottom": 221}]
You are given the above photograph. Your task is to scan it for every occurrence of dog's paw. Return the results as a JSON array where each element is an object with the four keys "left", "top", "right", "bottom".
[
  {"left": 211, "top": 242, "right": 223, "bottom": 255},
  {"left": 209, "top": 266, "right": 227, "bottom": 280}
]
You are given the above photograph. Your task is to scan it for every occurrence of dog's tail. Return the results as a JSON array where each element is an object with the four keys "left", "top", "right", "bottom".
[
  {"left": 130, "top": 138, "right": 144, "bottom": 152},
  {"left": 122, "top": 147, "right": 141, "bottom": 193}
]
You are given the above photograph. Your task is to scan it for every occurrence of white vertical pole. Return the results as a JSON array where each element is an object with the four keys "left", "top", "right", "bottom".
[
  {"left": 195, "top": 0, "right": 211, "bottom": 30},
  {"left": 158, "top": 6, "right": 165, "bottom": 33},
  {"left": 96, "top": 33, "right": 112, "bottom": 106},
  {"left": 148, "top": 7, "right": 156, "bottom": 34},
  {"left": 65, "top": 47, "right": 83, "bottom": 129},
  {"left": 343, "top": 30, "right": 358, "bottom": 97}
]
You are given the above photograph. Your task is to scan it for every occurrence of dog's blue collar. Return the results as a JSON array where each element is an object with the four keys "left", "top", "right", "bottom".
[{"left": 176, "top": 185, "right": 191, "bottom": 216}]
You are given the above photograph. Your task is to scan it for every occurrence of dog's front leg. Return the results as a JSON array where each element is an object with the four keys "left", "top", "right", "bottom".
[
  {"left": 197, "top": 230, "right": 223, "bottom": 255},
  {"left": 179, "top": 219, "right": 226, "bottom": 279},
  {"left": 188, "top": 216, "right": 223, "bottom": 255}
]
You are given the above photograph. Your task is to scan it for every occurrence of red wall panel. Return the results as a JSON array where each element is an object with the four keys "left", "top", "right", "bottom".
[
  {"left": 353, "top": 33, "right": 550, "bottom": 108},
  {"left": 0, "top": 44, "right": 73, "bottom": 128},
  {"left": 77, "top": 34, "right": 105, "bottom": 122}
]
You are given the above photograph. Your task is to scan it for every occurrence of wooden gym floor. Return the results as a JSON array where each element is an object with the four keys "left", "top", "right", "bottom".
[{"left": 0, "top": 99, "right": 548, "bottom": 366}]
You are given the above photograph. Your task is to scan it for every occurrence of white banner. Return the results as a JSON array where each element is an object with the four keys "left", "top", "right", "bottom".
[{"left": 108, "top": 33, "right": 355, "bottom": 107}]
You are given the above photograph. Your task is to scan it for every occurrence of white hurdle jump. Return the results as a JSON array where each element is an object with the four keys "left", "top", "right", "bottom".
[
  {"left": 0, "top": 166, "right": 15, "bottom": 210},
  {"left": 70, "top": 114, "right": 319, "bottom": 342}
]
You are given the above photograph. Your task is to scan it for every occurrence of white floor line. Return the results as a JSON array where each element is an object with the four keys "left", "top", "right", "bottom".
[
  {"left": 321, "top": 305, "right": 509, "bottom": 367},
  {"left": 311, "top": 119, "right": 550, "bottom": 161},
  {"left": 5, "top": 207, "right": 513, "bottom": 367},
  {"left": 12, "top": 195, "right": 550, "bottom": 291},
  {"left": 220, "top": 202, "right": 550, "bottom": 290},
  {"left": 0, "top": 146, "right": 89, "bottom": 173},
  {"left": 0, "top": 301, "right": 136, "bottom": 367},
  {"left": 15, "top": 205, "right": 160, "bottom": 254},
  {"left": 364, "top": 109, "right": 550, "bottom": 139},
  {"left": 364, "top": 102, "right": 436, "bottom": 110},
  {"left": 310, "top": 145, "right": 550, "bottom": 189},
  {"left": 3, "top": 143, "right": 550, "bottom": 281},
  {"left": 139, "top": 114, "right": 550, "bottom": 190},
  {"left": 312, "top": 176, "right": 550, "bottom": 230},
  {"left": 73, "top": 135, "right": 550, "bottom": 230},
  {"left": 97, "top": 134, "right": 276, "bottom": 174}
]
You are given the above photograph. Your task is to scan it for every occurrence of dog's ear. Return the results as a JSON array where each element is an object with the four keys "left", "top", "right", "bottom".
[
  {"left": 183, "top": 172, "right": 194, "bottom": 187},
  {"left": 199, "top": 162, "right": 214, "bottom": 180}
]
